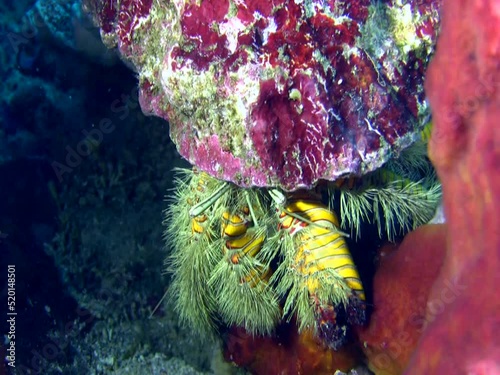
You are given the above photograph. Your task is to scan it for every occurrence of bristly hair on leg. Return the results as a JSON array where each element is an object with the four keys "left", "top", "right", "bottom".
[
  {"left": 163, "top": 168, "right": 232, "bottom": 340},
  {"left": 268, "top": 190, "right": 366, "bottom": 350},
  {"left": 330, "top": 165, "right": 442, "bottom": 242},
  {"left": 372, "top": 176, "right": 442, "bottom": 240},
  {"left": 208, "top": 193, "right": 281, "bottom": 335},
  {"left": 328, "top": 120, "right": 442, "bottom": 241},
  {"left": 385, "top": 139, "right": 433, "bottom": 181},
  {"left": 385, "top": 120, "right": 435, "bottom": 181}
]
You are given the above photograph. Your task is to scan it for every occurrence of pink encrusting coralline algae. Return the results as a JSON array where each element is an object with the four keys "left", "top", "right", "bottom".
[{"left": 84, "top": 0, "right": 442, "bottom": 190}]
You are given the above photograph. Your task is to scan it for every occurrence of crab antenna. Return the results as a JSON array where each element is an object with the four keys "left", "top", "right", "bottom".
[{"left": 189, "top": 182, "right": 231, "bottom": 217}]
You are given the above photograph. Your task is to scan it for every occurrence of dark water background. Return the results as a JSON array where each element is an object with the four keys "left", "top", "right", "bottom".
[{"left": 0, "top": 1, "right": 222, "bottom": 374}]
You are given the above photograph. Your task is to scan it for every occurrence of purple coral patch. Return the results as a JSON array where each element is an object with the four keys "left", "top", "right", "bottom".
[
  {"left": 179, "top": 133, "right": 270, "bottom": 186},
  {"left": 251, "top": 77, "right": 329, "bottom": 187},
  {"left": 174, "top": 0, "right": 230, "bottom": 70},
  {"left": 117, "top": 0, "right": 152, "bottom": 47}
]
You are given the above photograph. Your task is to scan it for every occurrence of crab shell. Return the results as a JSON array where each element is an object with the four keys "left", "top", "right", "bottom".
[{"left": 86, "top": 0, "right": 442, "bottom": 191}]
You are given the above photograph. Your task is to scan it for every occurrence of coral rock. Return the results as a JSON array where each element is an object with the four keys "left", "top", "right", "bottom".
[
  {"left": 405, "top": 0, "right": 500, "bottom": 373},
  {"left": 85, "top": 0, "right": 441, "bottom": 190},
  {"left": 356, "top": 224, "right": 447, "bottom": 375}
]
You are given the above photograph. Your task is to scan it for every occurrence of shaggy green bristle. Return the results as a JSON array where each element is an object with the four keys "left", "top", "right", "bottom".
[
  {"left": 331, "top": 136, "right": 442, "bottom": 241},
  {"left": 373, "top": 178, "right": 442, "bottom": 239},
  {"left": 281, "top": 269, "right": 352, "bottom": 334},
  {"left": 208, "top": 193, "right": 281, "bottom": 335},
  {"left": 385, "top": 139, "right": 433, "bottom": 180},
  {"left": 164, "top": 168, "right": 232, "bottom": 339},
  {"left": 269, "top": 229, "right": 352, "bottom": 333},
  {"left": 209, "top": 244, "right": 281, "bottom": 335}
]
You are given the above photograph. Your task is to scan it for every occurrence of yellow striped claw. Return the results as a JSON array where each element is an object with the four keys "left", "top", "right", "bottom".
[
  {"left": 209, "top": 198, "right": 280, "bottom": 335},
  {"left": 268, "top": 190, "right": 366, "bottom": 349}
]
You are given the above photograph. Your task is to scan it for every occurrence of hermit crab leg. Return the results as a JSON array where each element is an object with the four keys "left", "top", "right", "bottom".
[
  {"left": 268, "top": 189, "right": 349, "bottom": 237},
  {"left": 189, "top": 181, "right": 231, "bottom": 217},
  {"left": 268, "top": 189, "right": 286, "bottom": 207},
  {"left": 149, "top": 289, "right": 169, "bottom": 318},
  {"left": 244, "top": 191, "right": 260, "bottom": 227}
]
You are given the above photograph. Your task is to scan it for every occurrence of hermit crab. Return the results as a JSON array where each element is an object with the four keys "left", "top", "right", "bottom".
[
  {"left": 85, "top": 0, "right": 443, "bottom": 351},
  {"left": 163, "top": 125, "right": 440, "bottom": 350}
]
